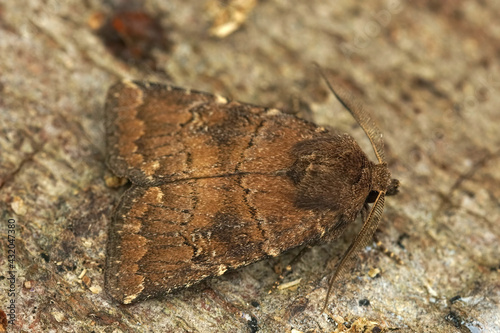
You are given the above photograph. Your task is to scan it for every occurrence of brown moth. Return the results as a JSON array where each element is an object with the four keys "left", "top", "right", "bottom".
[{"left": 104, "top": 72, "right": 399, "bottom": 306}]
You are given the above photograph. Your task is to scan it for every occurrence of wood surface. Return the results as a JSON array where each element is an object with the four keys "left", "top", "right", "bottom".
[{"left": 0, "top": 1, "right": 499, "bottom": 332}]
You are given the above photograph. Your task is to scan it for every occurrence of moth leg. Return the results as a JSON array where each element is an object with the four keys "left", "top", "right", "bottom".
[
  {"left": 268, "top": 245, "right": 311, "bottom": 294},
  {"left": 373, "top": 233, "right": 404, "bottom": 265}
]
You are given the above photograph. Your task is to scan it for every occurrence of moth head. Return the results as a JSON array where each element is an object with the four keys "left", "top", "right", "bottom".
[
  {"left": 366, "top": 163, "right": 400, "bottom": 203},
  {"left": 366, "top": 181, "right": 400, "bottom": 204}
]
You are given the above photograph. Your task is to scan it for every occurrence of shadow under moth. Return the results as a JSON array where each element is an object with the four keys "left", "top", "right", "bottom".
[{"left": 104, "top": 70, "right": 399, "bottom": 307}]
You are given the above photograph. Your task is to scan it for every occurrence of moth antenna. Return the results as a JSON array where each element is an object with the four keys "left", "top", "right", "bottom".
[
  {"left": 315, "top": 65, "right": 390, "bottom": 311},
  {"left": 322, "top": 192, "right": 386, "bottom": 313},
  {"left": 315, "top": 64, "right": 386, "bottom": 164}
]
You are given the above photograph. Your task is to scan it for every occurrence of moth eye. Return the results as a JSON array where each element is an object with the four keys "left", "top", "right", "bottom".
[{"left": 366, "top": 191, "right": 379, "bottom": 203}]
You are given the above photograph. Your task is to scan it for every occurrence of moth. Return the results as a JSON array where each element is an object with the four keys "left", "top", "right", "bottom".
[{"left": 104, "top": 71, "right": 399, "bottom": 306}]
